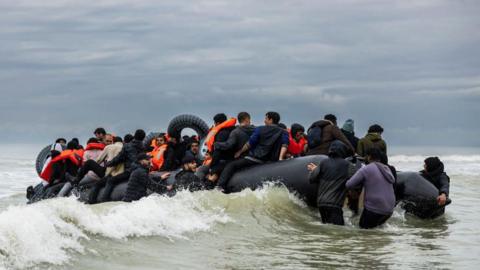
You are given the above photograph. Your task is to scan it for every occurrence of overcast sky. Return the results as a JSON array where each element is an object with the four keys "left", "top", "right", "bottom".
[{"left": 0, "top": 0, "right": 479, "bottom": 147}]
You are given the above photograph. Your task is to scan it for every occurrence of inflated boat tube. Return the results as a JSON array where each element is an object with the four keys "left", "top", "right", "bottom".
[
  {"left": 226, "top": 155, "right": 448, "bottom": 218},
  {"left": 35, "top": 144, "right": 52, "bottom": 176},
  {"left": 167, "top": 114, "right": 209, "bottom": 140}
]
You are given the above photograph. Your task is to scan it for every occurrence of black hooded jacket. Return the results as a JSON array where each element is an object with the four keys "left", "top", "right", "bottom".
[
  {"left": 214, "top": 125, "right": 256, "bottom": 155},
  {"left": 123, "top": 164, "right": 165, "bottom": 202},
  {"left": 107, "top": 139, "right": 145, "bottom": 173},
  {"left": 308, "top": 143, "right": 355, "bottom": 208},
  {"left": 174, "top": 170, "right": 205, "bottom": 191},
  {"left": 249, "top": 125, "right": 288, "bottom": 162},
  {"left": 420, "top": 163, "right": 450, "bottom": 196},
  {"left": 210, "top": 126, "right": 236, "bottom": 168}
]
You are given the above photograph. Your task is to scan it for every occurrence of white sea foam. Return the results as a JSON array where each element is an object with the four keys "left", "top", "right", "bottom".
[
  {"left": 0, "top": 193, "right": 230, "bottom": 269},
  {"left": 389, "top": 154, "right": 480, "bottom": 176}
]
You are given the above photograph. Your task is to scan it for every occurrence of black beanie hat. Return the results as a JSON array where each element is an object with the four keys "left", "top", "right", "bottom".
[
  {"left": 368, "top": 124, "right": 384, "bottom": 133},
  {"left": 181, "top": 154, "right": 196, "bottom": 165},
  {"left": 424, "top": 156, "right": 442, "bottom": 172}
]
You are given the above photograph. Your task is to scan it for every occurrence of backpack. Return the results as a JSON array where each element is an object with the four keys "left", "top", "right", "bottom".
[{"left": 307, "top": 125, "right": 323, "bottom": 149}]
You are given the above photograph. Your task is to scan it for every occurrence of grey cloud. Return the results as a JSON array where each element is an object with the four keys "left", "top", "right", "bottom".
[{"left": 0, "top": 0, "right": 479, "bottom": 147}]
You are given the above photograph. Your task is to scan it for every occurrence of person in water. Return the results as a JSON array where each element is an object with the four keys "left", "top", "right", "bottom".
[
  {"left": 306, "top": 114, "right": 355, "bottom": 156},
  {"left": 420, "top": 157, "right": 450, "bottom": 206},
  {"left": 206, "top": 113, "right": 237, "bottom": 182},
  {"left": 346, "top": 148, "right": 396, "bottom": 229},
  {"left": 287, "top": 123, "right": 307, "bottom": 158},
  {"left": 216, "top": 111, "right": 289, "bottom": 191},
  {"left": 357, "top": 124, "right": 387, "bottom": 157},
  {"left": 123, "top": 153, "right": 170, "bottom": 202},
  {"left": 308, "top": 141, "right": 354, "bottom": 225},
  {"left": 341, "top": 119, "right": 359, "bottom": 151}
]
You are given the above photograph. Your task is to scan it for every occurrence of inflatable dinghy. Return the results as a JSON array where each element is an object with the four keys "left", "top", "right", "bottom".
[{"left": 28, "top": 114, "right": 449, "bottom": 219}]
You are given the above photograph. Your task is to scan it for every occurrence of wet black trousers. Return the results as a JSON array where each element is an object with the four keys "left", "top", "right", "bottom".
[
  {"left": 318, "top": 206, "right": 344, "bottom": 226},
  {"left": 359, "top": 208, "right": 391, "bottom": 229},
  {"left": 78, "top": 160, "right": 106, "bottom": 180}
]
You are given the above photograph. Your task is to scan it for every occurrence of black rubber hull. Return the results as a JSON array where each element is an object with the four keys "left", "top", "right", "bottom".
[{"left": 28, "top": 155, "right": 447, "bottom": 218}]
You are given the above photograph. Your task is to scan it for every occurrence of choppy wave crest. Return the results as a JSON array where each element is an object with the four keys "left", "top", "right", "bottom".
[{"left": 0, "top": 185, "right": 311, "bottom": 269}]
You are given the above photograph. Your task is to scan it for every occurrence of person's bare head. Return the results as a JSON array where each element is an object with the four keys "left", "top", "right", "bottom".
[
  {"left": 190, "top": 141, "right": 199, "bottom": 154},
  {"left": 94, "top": 127, "right": 107, "bottom": 141},
  {"left": 264, "top": 112, "right": 280, "bottom": 126},
  {"left": 104, "top": 134, "right": 114, "bottom": 145},
  {"left": 237, "top": 112, "right": 251, "bottom": 126}
]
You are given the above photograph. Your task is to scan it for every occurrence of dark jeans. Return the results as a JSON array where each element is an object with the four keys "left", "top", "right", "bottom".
[
  {"left": 78, "top": 160, "right": 106, "bottom": 180},
  {"left": 359, "top": 208, "right": 391, "bottom": 229},
  {"left": 99, "top": 171, "right": 130, "bottom": 202},
  {"left": 319, "top": 206, "right": 344, "bottom": 225},
  {"left": 217, "top": 158, "right": 259, "bottom": 189}
]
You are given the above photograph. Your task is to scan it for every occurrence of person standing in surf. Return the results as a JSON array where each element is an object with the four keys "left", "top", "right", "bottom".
[
  {"left": 421, "top": 157, "right": 450, "bottom": 207},
  {"left": 308, "top": 141, "right": 354, "bottom": 225},
  {"left": 346, "top": 148, "right": 396, "bottom": 229}
]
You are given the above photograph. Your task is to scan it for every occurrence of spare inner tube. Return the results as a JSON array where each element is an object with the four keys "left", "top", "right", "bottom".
[
  {"left": 167, "top": 114, "right": 209, "bottom": 140},
  {"left": 35, "top": 144, "right": 52, "bottom": 176}
]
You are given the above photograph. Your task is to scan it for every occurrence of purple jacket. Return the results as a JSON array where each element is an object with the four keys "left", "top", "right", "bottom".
[{"left": 346, "top": 162, "right": 396, "bottom": 215}]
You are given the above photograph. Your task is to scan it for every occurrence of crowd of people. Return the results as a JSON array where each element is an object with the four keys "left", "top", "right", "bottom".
[{"left": 31, "top": 111, "right": 450, "bottom": 229}]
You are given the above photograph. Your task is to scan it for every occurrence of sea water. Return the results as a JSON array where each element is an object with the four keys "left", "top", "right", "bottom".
[{"left": 0, "top": 145, "right": 479, "bottom": 270}]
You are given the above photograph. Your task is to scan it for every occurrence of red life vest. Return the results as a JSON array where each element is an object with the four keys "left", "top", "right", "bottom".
[
  {"left": 288, "top": 129, "right": 307, "bottom": 156},
  {"left": 40, "top": 149, "right": 85, "bottom": 182},
  {"left": 85, "top": 142, "right": 105, "bottom": 151},
  {"left": 202, "top": 118, "right": 237, "bottom": 166}
]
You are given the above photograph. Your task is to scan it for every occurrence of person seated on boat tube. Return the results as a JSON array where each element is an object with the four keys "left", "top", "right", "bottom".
[
  {"left": 83, "top": 137, "right": 106, "bottom": 163},
  {"left": 185, "top": 140, "right": 203, "bottom": 166},
  {"left": 204, "top": 113, "right": 237, "bottom": 183},
  {"left": 172, "top": 155, "right": 206, "bottom": 192},
  {"left": 124, "top": 133, "right": 134, "bottom": 144},
  {"left": 123, "top": 153, "right": 170, "bottom": 202},
  {"left": 85, "top": 136, "right": 125, "bottom": 203},
  {"left": 101, "top": 129, "right": 147, "bottom": 201},
  {"left": 341, "top": 119, "right": 359, "bottom": 151},
  {"left": 357, "top": 124, "right": 387, "bottom": 158},
  {"left": 147, "top": 133, "right": 168, "bottom": 171},
  {"left": 306, "top": 114, "right": 355, "bottom": 156},
  {"left": 216, "top": 111, "right": 289, "bottom": 191},
  {"left": 40, "top": 138, "right": 67, "bottom": 177},
  {"left": 308, "top": 141, "right": 354, "bottom": 225},
  {"left": 346, "top": 148, "right": 396, "bottom": 229},
  {"left": 156, "top": 135, "right": 181, "bottom": 172},
  {"left": 94, "top": 127, "right": 107, "bottom": 144},
  {"left": 420, "top": 157, "right": 450, "bottom": 207},
  {"left": 287, "top": 123, "right": 307, "bottom": 158},
  {"left": 214, "top": 111, "right": 255, "bottom": 163}
]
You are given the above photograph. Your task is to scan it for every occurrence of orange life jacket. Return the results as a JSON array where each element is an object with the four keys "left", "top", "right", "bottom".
[
  {"left": 202, "top": 118, "right": 237, "bottom": 166},
  {"left": 40, "top": 149, "right": 85, "bottom": 182},
  {"left": 287, "top": 129, "right": 307, "bottom": 156},
  {"left": 149, "top": 144, "right": 168, "bottom": 171},
  {"left": 85, "top": 142, "right": 105, "bottom": 151}
]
